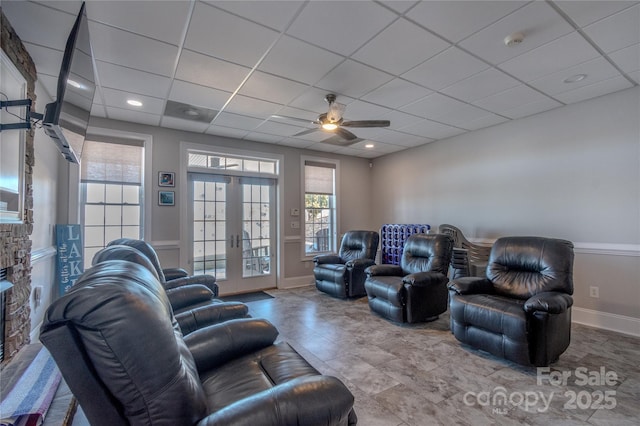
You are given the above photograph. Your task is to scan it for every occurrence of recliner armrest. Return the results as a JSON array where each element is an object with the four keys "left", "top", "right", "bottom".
[
  {"left": 164, "top": 275, "right": 218, "bottom": 295},
  {"left": 365, "top": 264, "right": 403, "bottom": 277},
  {"left": 403, "top": 271, "right": 447, "bottom": 287},
  {"left": 345, "top": 258, "right": 375, "bottom": 270},
  {"left": 524, "top": 292, "right": 573, "bottom": 314},
  {"left": 184, "top": 318, "right": 278, "bottom": 372},
  {"left": 163, "top": 267, "right": 189, "bottom": 280},
  {"left": 197, "top": 376, "right": 355, "bottom": 426},
  {"left": 447, "top": 277, "right": 495, "bottom": 295},
  {"left": 313, "top": 254, "right": 343, "bottom": 265},
  {"left": 166, "top": 284, "right": 214, "bottom": 312},
  {"left": 175, "top": 302, "right": 250, "bottom": 335}
]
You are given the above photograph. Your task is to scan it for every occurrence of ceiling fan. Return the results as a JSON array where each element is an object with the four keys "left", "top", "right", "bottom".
[{"left": 272, "top": 94, "right": 390, "bottom": 142}]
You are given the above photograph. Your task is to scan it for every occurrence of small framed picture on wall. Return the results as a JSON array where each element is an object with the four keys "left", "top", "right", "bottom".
[
  {"left": 158, "top": 171, "right": 175, "bottom": 187},
  {"left": 158, "top": 191, "right": 175, "bottom": 206}
]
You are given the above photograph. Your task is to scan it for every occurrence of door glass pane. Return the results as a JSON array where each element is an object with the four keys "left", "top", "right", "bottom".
[
  {"left": 193, "top": 180, "right": 227, "bottom": 280},
  {"left": 122, "top": 185, "right": 139, "bottom": 204},
  {"left": 122, "top": 205, "right": 139, "bottom": 225},
  {"left": 104, "top": 226, "right": 121, "bottom": 243},
  {"left": 84, "top": 205, "right": 104, "bottom": 226},
  {"left": 122, "top": 226, "right": 139, "bottom": 239},
  {"left": 84, "top": 226, "right": 104, "bottom": 247},
  {"left": 241, "top": 183, "right": 270, "bottom": 277},
  {"left": 105, "top": 205, "right": 121, "bottom": 225}
]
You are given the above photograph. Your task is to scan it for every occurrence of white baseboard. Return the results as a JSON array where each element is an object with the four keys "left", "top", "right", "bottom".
[
  {"left": 279, "top": 275, "right": 314, "bottom": 290},
  {"left": 572, "top": 307, "right": 640, "bottom": 337}
]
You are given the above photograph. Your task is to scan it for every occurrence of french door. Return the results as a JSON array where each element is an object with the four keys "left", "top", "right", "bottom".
[{"left": 189, "top": 173, "right": 276, "bottom": 295}]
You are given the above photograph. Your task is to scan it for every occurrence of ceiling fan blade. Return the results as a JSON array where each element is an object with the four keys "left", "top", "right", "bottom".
[
  {"left": 293, "top": 128, "right": 320, "bottom": 137},
  {"left": 334, "top": 127, "right": 358, "bottom": 140},
  {"left": 321, "top": 135, "right": 363, "bottom": 146},
  {"left": 271, "top": 115, "right": 317, "bottom": 125},
  {"left": 341, "top": 120, "right": 390, "bottom": 128}
]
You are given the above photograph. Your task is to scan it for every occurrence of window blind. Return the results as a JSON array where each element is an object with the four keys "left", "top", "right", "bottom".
[
  {"left": 304, "top": 161, "right": 335, "bottom": 195},
  {"left": 81, "top": 140, "right": 143, "bottom": 184}
]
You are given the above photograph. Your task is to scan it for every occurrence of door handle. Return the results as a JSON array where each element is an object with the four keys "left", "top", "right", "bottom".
[
  {"left": 229, "top": 235, "right": 234, "bottom": 248},
  {"left": 236, "top": 234, "right": 240, "bottom": 248}
]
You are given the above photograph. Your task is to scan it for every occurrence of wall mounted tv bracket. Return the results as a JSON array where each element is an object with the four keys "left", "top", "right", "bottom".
[{"left": 0, "top": 98, "right": 43, "bottom": 131}]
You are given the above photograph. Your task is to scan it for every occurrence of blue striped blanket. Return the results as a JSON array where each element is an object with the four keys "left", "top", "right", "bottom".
[{"left": 0, "top": 347, "right": 62, "bottom": 426}]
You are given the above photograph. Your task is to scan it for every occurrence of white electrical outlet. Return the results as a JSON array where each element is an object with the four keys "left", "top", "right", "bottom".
[
  {"left": 589, "top": 286, "right": 599, "bottom": 298},
  {"left": 290, "top": 221, "right": 300, "bottom": 229}
]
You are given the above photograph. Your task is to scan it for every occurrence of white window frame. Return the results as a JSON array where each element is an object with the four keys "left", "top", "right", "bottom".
[{"left": 301, "top": 156, "right": 340, "bottom": 260}]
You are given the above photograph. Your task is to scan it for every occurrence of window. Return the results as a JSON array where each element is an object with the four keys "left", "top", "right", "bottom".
[
  {"left": 81, "top": 139, "right": 144, "bottom": 267},
  {"left": 303, "top": 159, "right": 338, "bottom": 256}
]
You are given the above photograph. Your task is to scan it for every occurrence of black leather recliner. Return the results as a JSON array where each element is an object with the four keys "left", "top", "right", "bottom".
[
  {"left": 313, "top": 230, "right": 380, "bottom": 298},
  {"left": 40, "top": 260, "right": 357, "bottom": 425},
  {"left": 108, "top": 238, "right": 217, "bottom": 293},
  {"left": 364, "top": 234, "right": 453, "bottom": 323},
  {"left": 448, "top": 236, "right": 574, "bottom": 367},
  {"left": 92, "top": 245, "right": 249, "bottom": 334}
]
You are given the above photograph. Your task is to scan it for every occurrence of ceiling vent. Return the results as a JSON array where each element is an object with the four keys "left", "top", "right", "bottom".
[{"left": 164, "top": 100, "right": 217, "bottom": 123}]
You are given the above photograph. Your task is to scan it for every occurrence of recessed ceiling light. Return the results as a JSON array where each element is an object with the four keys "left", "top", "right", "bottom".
[
  {"left": 563, "top": 74, "right": 587, "bottom": 83},
  {"left": 365, "top": 143, "right": 374, "bottom": 148},
  {"left": 127, "top": 99, "right": 143, "bottom": 107},
  {"left": 183, "top": 108, "right": 200, "bottom": 117},
  {"left": 67, "top": 79, "right": 82, "bottom": 89}
]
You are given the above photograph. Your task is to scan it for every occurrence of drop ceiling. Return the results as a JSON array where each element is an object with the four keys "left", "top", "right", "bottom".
[{"left": 3, "top": 0, "right": 638, "bottom": 158}]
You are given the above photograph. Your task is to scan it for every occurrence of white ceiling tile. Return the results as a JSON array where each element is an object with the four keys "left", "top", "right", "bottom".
[
  {"left": 288, "top": 88, "right": 355, "bottom": 112},
  {"left": 352, "top": 18, "right": 450, "bottom": 75},
  {"left": 2, "top": 1, "right": 76, "bottom": 49},
  {"left": 254, "top": 120, "right": 307, "bottom": 137},
  {"left": 462, "top": 113, "right": 509, "bottom": 131},
  {"left": 435, "top": 104, "right": 494, "bottom": 128},
  {"left": 499, "top": 32, "right": 600, "bottom": 82},
  {"left": 33, "top": 71, "right": 58, "bottom": 101},
  {"left": 259, "top": 36, "right": 344, "bottom": 85},
  {"left": 21, "top": 43, "right": 63, "bottom": 80},
  {"left": 609, "top": 44, "right": 640, "bottom": 73},
  {"left": 101, "top": 88, "right": 165, "bottom": 115},
  {"left": 224, "top": 95, "right": 283, "bottom": 118},
  {"left": 383, "top": 110, "right": 425, "bottom": 130},
  {"left": 315, "top": 60, "right": 394, "bottom": 99},
  {"left": 398, "top": 119, "right": 465, "bottom": 140},
  {"left": 105, "top": 107, "right": 161, "bottom": 127},
  {"left": 307, "top": 142, "right": 341, "bottom": 153},
  {"left": 459, "top": 1, "right": 574, "bottom": 65},
  {"left": 278, "top": 138, "right": 316, "bottom": 148},
  {"left": 528, "top": 57, "right": 622, "bottom": 96},
  {"left": 89, "top": 22, "right": 179, "bottom": 77},
  {"left": 86, "top": 0, "right": 191, "bottom": 45},
  {"left": 96, "top": 61, "right": 172, "bottom": 98},
  {"left": 90, "top": 103, "right": 107, "bottom": 118},
  {"left": 627, "top": 70, "right": 640, "bottom": 83},
  {"left": 212, "top": 112, "right": 264, "bottom": 130},
  {"left": 583, "top": 4, "right": 640, "bottom": 53},
  {"left": 239, "top": 71, "right": 309, "bottom": 105},
  {"left": 286, "top": 1, "right": 397, "bottom": 56},
  {"left": 379, "top": 1, "right": 419, "bottom": 14},
  {"left": 161, "top": 116, "right": 210, "bottom": 133},
  {"left": 272, "top": 107, "right": 319, "bottom": 123},
  {"left": 501, "top": 98, "right": 562, "bottom": 119},
  {"left": 554, "top": 76, "right": 634, "bottom": 104},
  {"left": 169, "top": 80, "right": 231, "bottom": 111},
  {"left": 400, "top": 93, "right": 468, "bottom": 119},
  {"left": 244, "top": 132, "right": 285, "bottom": 144},
  {"left": 441, "top": 68, "right": 521, "bottom": 102},
  {"left": 334, "top": 146, "right": 364, "bottom": 157},
  {"left": 407, "top": 0, "right": 527, "bottom": 43},
  {"left": 361, "top": 78, "right": 433, "bottom": 109},
  {"left": 343, "top": 101, "right": 393, "bottom": 120},
  {"left": 555, "top": 1, "right": 638, "bottom": 27},
  {"left": 473, "top": 85, "right": 555, "bottom": 114},
  {"left": 402, "top": 47, "right": 490, "bottom": 90},
  {"left": 175, "top": 50, "right": 251, "bottom": 92},
  {"left": 206, "top": 1, "right": 305, "bottom": 31},
  {"left": 291, "top": 130, "right": 331, "bottom": 143},
  {"left": 184, "top": 2, "right": 280, "bottom": 67},
  {"left": 376, "top": 130, "right": 433, "bottom": 147},
  {"left": 206, "top": 126, "right": 249, "bottom": 139}
]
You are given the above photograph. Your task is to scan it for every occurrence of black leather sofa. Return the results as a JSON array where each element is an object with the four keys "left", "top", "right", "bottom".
[
  {"left": 92, "top": 245, "right": 249, "bottom": 334},
  {"left": 40, "top": 260, "right": 357, "bottom": 425},
  {"left": 313, "top": 230, "right": 379, "bottom": 298},
  {"left": 448, "top": 236, "right": 575, "bottom": 366}
]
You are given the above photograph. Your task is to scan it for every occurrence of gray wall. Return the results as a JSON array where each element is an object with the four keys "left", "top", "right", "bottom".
[
  {"left": 371, "top": 87, "right": 640, "bottom": 324},
  {"left": 87, "top": 116, "right": 374, "bottom": 281}
]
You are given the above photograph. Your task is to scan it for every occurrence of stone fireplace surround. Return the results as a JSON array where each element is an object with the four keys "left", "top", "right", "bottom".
[{"left": 1, "top": 10, "right": 37, "bottom": 365}]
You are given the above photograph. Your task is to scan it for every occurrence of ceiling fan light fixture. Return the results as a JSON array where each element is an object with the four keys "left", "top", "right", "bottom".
[{"left": 322, "top": 123, "right": 338, "bottom": 131}]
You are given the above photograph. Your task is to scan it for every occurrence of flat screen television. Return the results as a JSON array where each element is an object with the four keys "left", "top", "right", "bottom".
[{"left": 42, "top": 2, "right": 95, "bottom": 164}]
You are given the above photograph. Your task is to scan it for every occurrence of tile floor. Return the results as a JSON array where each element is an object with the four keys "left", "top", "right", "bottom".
[{"left": 245, "top": 286, "right": 640, "bottom": 426}]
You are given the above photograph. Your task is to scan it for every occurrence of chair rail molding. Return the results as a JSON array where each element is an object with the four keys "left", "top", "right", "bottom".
[{"left": 469, "top": 239, "right": 639, "bottom": 257}]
